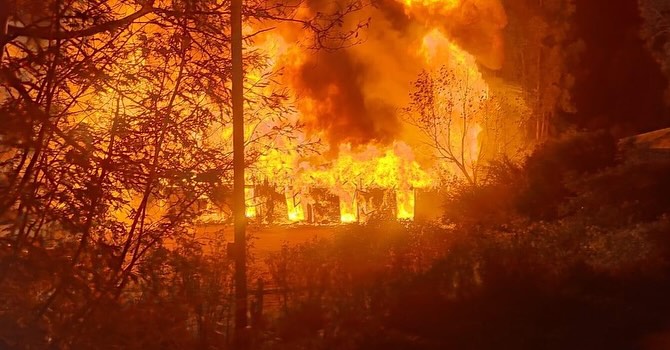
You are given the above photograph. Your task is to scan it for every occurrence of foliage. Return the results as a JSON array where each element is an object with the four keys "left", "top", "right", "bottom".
[
  {"left": 263, "top": 221, "right": 454, "bottom": 348},
  {"left": 1, "top": 0, "right": 669, "bottom": 348},
  {"left": 500, "top": 0, "right": 578, "bottom": 139},
  {"left": 517, "top": 130, "right": 617, "bottom": 219},
  {"left": 0, "top": 0, "right": 365, "bottom": 348},
  {"left": 442, "top": 156, "right": 525, "bottom": 227},
  {"left": 261, "top": 137, "right": 670, "bottom": 349},
  {"left": 405, "top": 66, "right": 497, "bottom": 185},
  {"left": 640, "top": 0, "right": 670, "bottom": 102}
]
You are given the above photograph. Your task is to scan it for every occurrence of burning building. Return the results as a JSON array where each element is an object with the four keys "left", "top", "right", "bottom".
[{"left": 196, "top": 0, "right": 522, "bottom": 224}]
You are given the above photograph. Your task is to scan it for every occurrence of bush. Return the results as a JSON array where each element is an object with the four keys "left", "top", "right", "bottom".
[{"left": 518, "top": 131, "right": 617, "bottom": 219}]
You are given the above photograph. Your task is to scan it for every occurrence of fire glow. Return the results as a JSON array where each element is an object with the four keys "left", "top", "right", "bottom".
[
  {"left": 242, "top": 0, "right": 494, "bottom": 223},
  {"left": 95, "top": 0, "right": 503, "bottom": 224}
]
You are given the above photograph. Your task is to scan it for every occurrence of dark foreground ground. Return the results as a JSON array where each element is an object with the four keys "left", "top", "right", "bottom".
[{"left": 3, "top": 132, "right": 670, "bottom": 349}]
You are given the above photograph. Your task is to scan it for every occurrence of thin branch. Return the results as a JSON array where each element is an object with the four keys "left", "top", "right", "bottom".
[{"left": 7, "top": 2, "right": 155, "bottom": 40}]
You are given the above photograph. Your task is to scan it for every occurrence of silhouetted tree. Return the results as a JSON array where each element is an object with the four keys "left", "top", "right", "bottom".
[{"left": 0, "top": 0, "right": 366, "bottom": 347}]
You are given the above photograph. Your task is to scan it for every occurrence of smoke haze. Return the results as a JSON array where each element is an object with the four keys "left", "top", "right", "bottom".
[{"left": 275, "top": 0, "right": 507, "bottom": 147}]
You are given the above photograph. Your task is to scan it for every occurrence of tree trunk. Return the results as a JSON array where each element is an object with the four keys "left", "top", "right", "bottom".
[{"left": 231, "top": 0, "right": 248, "bottom": 345}]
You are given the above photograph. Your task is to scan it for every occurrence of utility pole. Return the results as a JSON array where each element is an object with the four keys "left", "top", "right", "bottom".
[{"left": 231, "top": 0, "right": 248, "bottom": 345}]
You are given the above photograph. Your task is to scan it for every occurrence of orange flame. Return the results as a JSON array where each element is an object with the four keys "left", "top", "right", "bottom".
[
  {"left": 90, "top": 0, "right": 496, "bottom": 225},
  {"left": 245, "top": 19, "right": 490, "bottom": 223}
]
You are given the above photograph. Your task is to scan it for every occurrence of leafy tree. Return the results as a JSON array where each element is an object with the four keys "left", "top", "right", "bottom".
[
  {"left": 500, "top": 0, "right": 578, "bottom": 139},
  {"left": 405, "top": 66, "right": 490, "bottom": 185},
  {"left": 0, "top": 0, "right": 366, "bottom": 347}
]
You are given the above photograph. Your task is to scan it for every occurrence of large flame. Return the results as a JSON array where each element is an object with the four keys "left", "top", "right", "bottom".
[
  {"left": 242, "top": 0, "right": 494, "bottom": 223},
  {"left": 71, "top": 0, "right": 503, "bottom": 224}
]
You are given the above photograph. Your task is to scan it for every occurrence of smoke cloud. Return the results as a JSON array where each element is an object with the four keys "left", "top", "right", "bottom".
[
  {"left": 293, "top": 50, "right": 400, "bottom": 146},
  {"left": 276, "top": 0, "right": 507, "bottom": 147}
]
